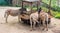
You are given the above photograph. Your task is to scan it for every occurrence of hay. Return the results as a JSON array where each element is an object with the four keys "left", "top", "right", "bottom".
[
  {"left": 20, "top": 14, "right": 30, "bottom": 20},
  {"left": 20, "top": 10, "right": 36, "bottom": 20}
]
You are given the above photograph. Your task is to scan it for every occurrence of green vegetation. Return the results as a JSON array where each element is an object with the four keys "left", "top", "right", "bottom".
[
  {"left": 42, "top": 0, "right": 60, "bottom": 19},
  {"left": 32, "top": 7, "right": 60, "bottom": 19},
  {"left": 25, "top": 6, "right": 60, "bottom": 19},
  {"left": 55, "top": 13, "right": 60, "bottom": 19},
  {"left": 42, "top": 0, "right": 57, "bottom": 6}
]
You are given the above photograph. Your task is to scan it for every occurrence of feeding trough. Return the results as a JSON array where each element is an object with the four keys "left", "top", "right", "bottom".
[
  {"left": 22, "top": 0, "right": 40, "bottom": 12},
  {"left": 20, "top": 0, "right": 40, "bottom": 24},
  {"left": 20, "top": 0, "right": 40, "bottom": 18},
  {"left": 20, "top": 0, "right": 51, "bottom": 25}
]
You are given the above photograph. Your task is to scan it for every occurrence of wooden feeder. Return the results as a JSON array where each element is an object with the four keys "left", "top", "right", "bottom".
[{"left": 21, "top": 0, "right": 39, "bottom": 13}]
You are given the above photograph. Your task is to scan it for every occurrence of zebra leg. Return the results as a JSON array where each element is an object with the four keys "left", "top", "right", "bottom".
[
  {"left": 45, "top": 15, "right": 49, "bottom": 31},
  {"left": 46, "top": 18, "right": 48, "bottom": 31},
  {"left": 18, "top": 15, "right": 20, "bottom": 22},
  {"left": 4, "top": 12, "right": 8, "bottom": 23},
  {"left": 33, "top": 21, "right": 36, "bottom": 30},
  {"left": 30, "top": 18, "right": 33, "bottom": 31},
  {"left": 48, "top": 18, "right": 51, "bottom": 24},
  {"left": 42, "top": 20, "right": 46, "bottom": 31},
  {"left": 6, "top": 15, "right": 8, "bottom": 23},
  {"left": 18, "top": 13, "right": 21, "bottom": 23}
]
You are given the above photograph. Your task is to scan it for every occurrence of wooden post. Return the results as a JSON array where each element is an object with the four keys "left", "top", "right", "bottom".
[
  {"left": 22, "top": 0, "right": 23, "bottom": 8},
  {"left": 30, "top": 2, "right": 33, "bottom": 13},
  {"left": 37, "top": 1, "right": 38, "bottom": 11}
]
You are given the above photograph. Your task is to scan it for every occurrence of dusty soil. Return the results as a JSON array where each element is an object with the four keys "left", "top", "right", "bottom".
[{"left": 0, "top": 6, "right": 60, "bottom": 33}]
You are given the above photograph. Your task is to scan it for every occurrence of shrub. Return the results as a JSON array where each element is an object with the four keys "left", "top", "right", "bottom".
[
  {"left": 55, "top": 13, "right": 60, "bottom": 19},
  {"left": 52, "top": 6, "right": 60, "bottom": 12},
  {"left": 15, "top": 4, "right": 21, "bottom": 7}
]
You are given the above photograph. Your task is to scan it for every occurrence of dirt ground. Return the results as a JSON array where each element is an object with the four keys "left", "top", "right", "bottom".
[{"left": 0, "top": 6, "right": 60, "bottom": 33}]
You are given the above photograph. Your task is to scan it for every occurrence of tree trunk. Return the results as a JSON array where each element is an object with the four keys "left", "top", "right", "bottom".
[
  {"left": 57, "top": 0, "right": 60, "bottom": 7},
  {"left": 48, "top": 0, "right": 51, "bottom": 15}
]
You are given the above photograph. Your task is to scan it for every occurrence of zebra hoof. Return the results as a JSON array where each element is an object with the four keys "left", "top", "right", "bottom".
[
  {"left": 30, "top": 29, "right": 33, "bottom": 31},
  {"left": 42, "top": 28, "right": 44, "bottom": 30},
  {"left": 44, "top": 28, "right": 48, "bottom": 31},
  {"left": 46, "top": 29, "right": 48, "bottom": 31}
]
